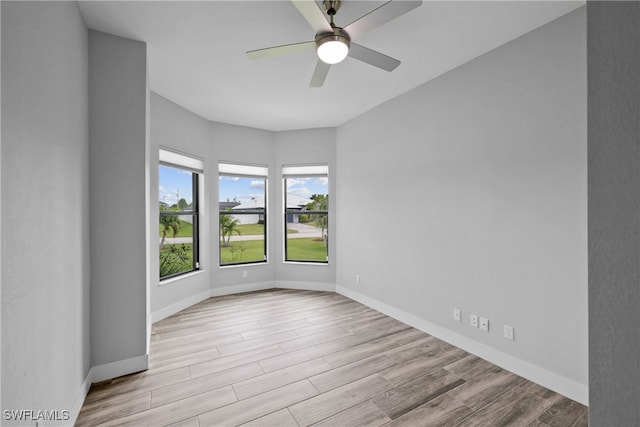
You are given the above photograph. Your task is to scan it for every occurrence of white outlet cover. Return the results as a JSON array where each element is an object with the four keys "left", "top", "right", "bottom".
[
  {"left": 470, "top": 314, "right": 478, "bottom": 328},
  {"left": 453, "top": 308, "right": 461, "bottom": 322}
]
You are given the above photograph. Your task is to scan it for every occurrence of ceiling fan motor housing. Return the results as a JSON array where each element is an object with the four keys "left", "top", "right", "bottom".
[{"left": 315, "top": 26, "right": 351, "bottom": 49}]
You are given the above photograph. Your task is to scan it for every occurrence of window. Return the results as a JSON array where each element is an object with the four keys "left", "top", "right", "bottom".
[
  {"left": 159, "top": 149, "right": 202, "bottom": 280},
  {"left": 219, "top": 162, "right": 268, "bottom": 266},
  {"left": 284, "top": 165, "right": 329, "bottom": 263}
]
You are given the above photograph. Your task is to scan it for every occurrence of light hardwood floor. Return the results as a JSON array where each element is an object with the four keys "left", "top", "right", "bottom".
[{"left": 76, "top": 289, "right": 588, "bottom": 426}]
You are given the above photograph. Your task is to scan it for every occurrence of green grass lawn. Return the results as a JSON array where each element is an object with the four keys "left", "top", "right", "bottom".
[
  {"left": 219, "top": 237, "right": 326, "bottom": 264},
  {"left": 160, "top": 221, "right": 297, "bottom": 239},
  {"left": 286, "top": 237, "right": 327, "bottom": 262},
  {"left": 159, "top": 218, "right": 193, "bottom": 238},
  {"left": 220, "top": 239, "right": 265, "bottom": 265},
  {"left": 160, "top": 221, "right": 324, "bottom": 270},
  {"left": 235, "top": 223, "right": 263, "bottom": 235}
]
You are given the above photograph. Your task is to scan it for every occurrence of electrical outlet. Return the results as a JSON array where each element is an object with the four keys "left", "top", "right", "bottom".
[
  {"left": 504, "top": 325, "right": 515, "bottom": 341},
  {"left": 470, "top": 314, "right": 478, "bottom": 328},
  {"left": 356, "top": 274, "right": 360, "bottom": 284},
  {"left": 480, "top": 317, "right": 489, "bottom": 332},
  {"left": 453, "top": 308, "right": 461, "bottom": 322},
  {"left": 242, "top": 270, "right": 248, "bottom": 278}
]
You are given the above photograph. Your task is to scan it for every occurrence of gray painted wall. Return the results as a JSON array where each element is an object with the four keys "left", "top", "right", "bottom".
[
  {"left": 150, "top": 93, "right": 211, "bottom": 313},
  {"left": 89, "top": 31, "right": 148, "bottom": 367},
  {"left": 588, "top": 2, "right": 640, "bottom": 425},
  {"left": 336, "top": 7, "right": 587, "bottom": 390},
  {"left": 1, "top": 0, "right": 90, "bottom": 416}
]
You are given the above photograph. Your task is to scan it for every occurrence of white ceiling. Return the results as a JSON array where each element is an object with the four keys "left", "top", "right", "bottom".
[{"left": 78, "top": 1, "right": 584, "bottom": 132}]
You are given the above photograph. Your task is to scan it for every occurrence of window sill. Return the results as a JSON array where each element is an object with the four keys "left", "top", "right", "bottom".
[
  {"left": 219, "top": 261, "right": 269, "bottom": 270},
  {"left": 159, "top": 269, "right": 205, "bottom": 286},
  {"left": 283, "top": 261, "right": 330, "bottom": 266}
]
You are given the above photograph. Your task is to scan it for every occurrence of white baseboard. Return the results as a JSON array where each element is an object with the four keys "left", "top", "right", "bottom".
[
  {"left": 209, "top": 281, "right": 277, "bottom": 297},
  {"left": 68, "top": 354, "right": 148, "bottom": 425},
  {"left": 151, "top": 289, "right": 211, "bottom": 323},
  {"left": 336, "top": 285, "right": 588, "bottom": 406},
  {"left": 152, "top": 282, "right": 281, "bottom": 325},
  {"left": 151, "top": 281, "right": 334, "bottom": 325},
  {"left": 277, "top": 281, "right": 336, "bottom": 292},
  {"left": 64, "top": 369, "right": 93, "bottom": 427},
  {"left": 91, "top": 353, "right": 149, "bottom": 383}
]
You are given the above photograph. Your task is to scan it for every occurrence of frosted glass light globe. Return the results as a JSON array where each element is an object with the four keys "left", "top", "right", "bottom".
[{"left": 317, "top": 40, "right": 349, "bottom": 64}]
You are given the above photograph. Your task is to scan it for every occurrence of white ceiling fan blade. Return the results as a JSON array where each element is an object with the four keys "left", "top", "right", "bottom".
[
  {"left": 348, "top": 43, "right": 400, "bottom": 72},
  {"left": 310, "top": 59, "right": 330, "bottom": 87},
  {"left": 246, "top": 41, "right": 315, "bottom": 60},
  {"left": 344, "top": 0, "right": 422, "bottom": 40},
  {"left": 291, "top": 0, "right": 332, "bottom": 34}
]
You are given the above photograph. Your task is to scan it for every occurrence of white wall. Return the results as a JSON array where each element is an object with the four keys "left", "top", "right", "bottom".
[
  {"left": 336, "top": 8, "right": 587, "bottom": 402},
  {"left": 150, "top": 93, "right": 211, "bottom": 320},
  {"left": 276, "top": 128, "right": 336, "bottom": 289},
  {"left": 89, "top": 30, "right": 149, "bottom": 376},
  {"left": 588, "top": 2, "right": 640, "bottom": 424},
  {"left": 1, "top": 1, "right": 90, "bottom": 420}
]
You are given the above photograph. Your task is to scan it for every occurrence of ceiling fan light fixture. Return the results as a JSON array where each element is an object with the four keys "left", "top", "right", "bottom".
[{"left": 316, "top": 30, "right": 350, "bottom": 64}]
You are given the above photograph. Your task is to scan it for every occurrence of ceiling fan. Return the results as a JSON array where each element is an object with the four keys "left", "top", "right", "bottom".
[{"left": 246, "top": 0, "right": 422, "bottom": 87}]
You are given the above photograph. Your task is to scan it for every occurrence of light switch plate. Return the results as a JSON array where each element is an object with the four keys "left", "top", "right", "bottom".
[
  {"left": 504, "top": 325, "right": 515, "bottom": 340},
  {"left": 480, "top": 317, "right": 489, "bottom": 332}
]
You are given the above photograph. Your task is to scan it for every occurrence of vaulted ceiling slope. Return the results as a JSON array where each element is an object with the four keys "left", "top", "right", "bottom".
[{"left": 78, "top": 1, "right": 584, "bottom": 132}]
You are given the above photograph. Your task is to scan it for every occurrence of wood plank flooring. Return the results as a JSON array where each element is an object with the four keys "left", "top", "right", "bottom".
[{"left": 76, "top": 289, "right": 588, "bottom": 426}]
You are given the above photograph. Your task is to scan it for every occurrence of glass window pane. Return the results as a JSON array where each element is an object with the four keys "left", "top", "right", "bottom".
[
  {"left": 285, "top": 175, "right": 329, "bottom": 263},
  {"left": 219, "top": 174, "right": 267, "bottom": 266},
  {"left": 286, "top": 213, "right": 328, "bottom": 262},
  {"left": 159, "top": 214, "right": 196, "bottom": 277},
  {"left": 159, "top": 165, "right": 194, "bottom": 210},
  {"left": 159, "top": 163, "right": 199, "bottom": 279}
]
